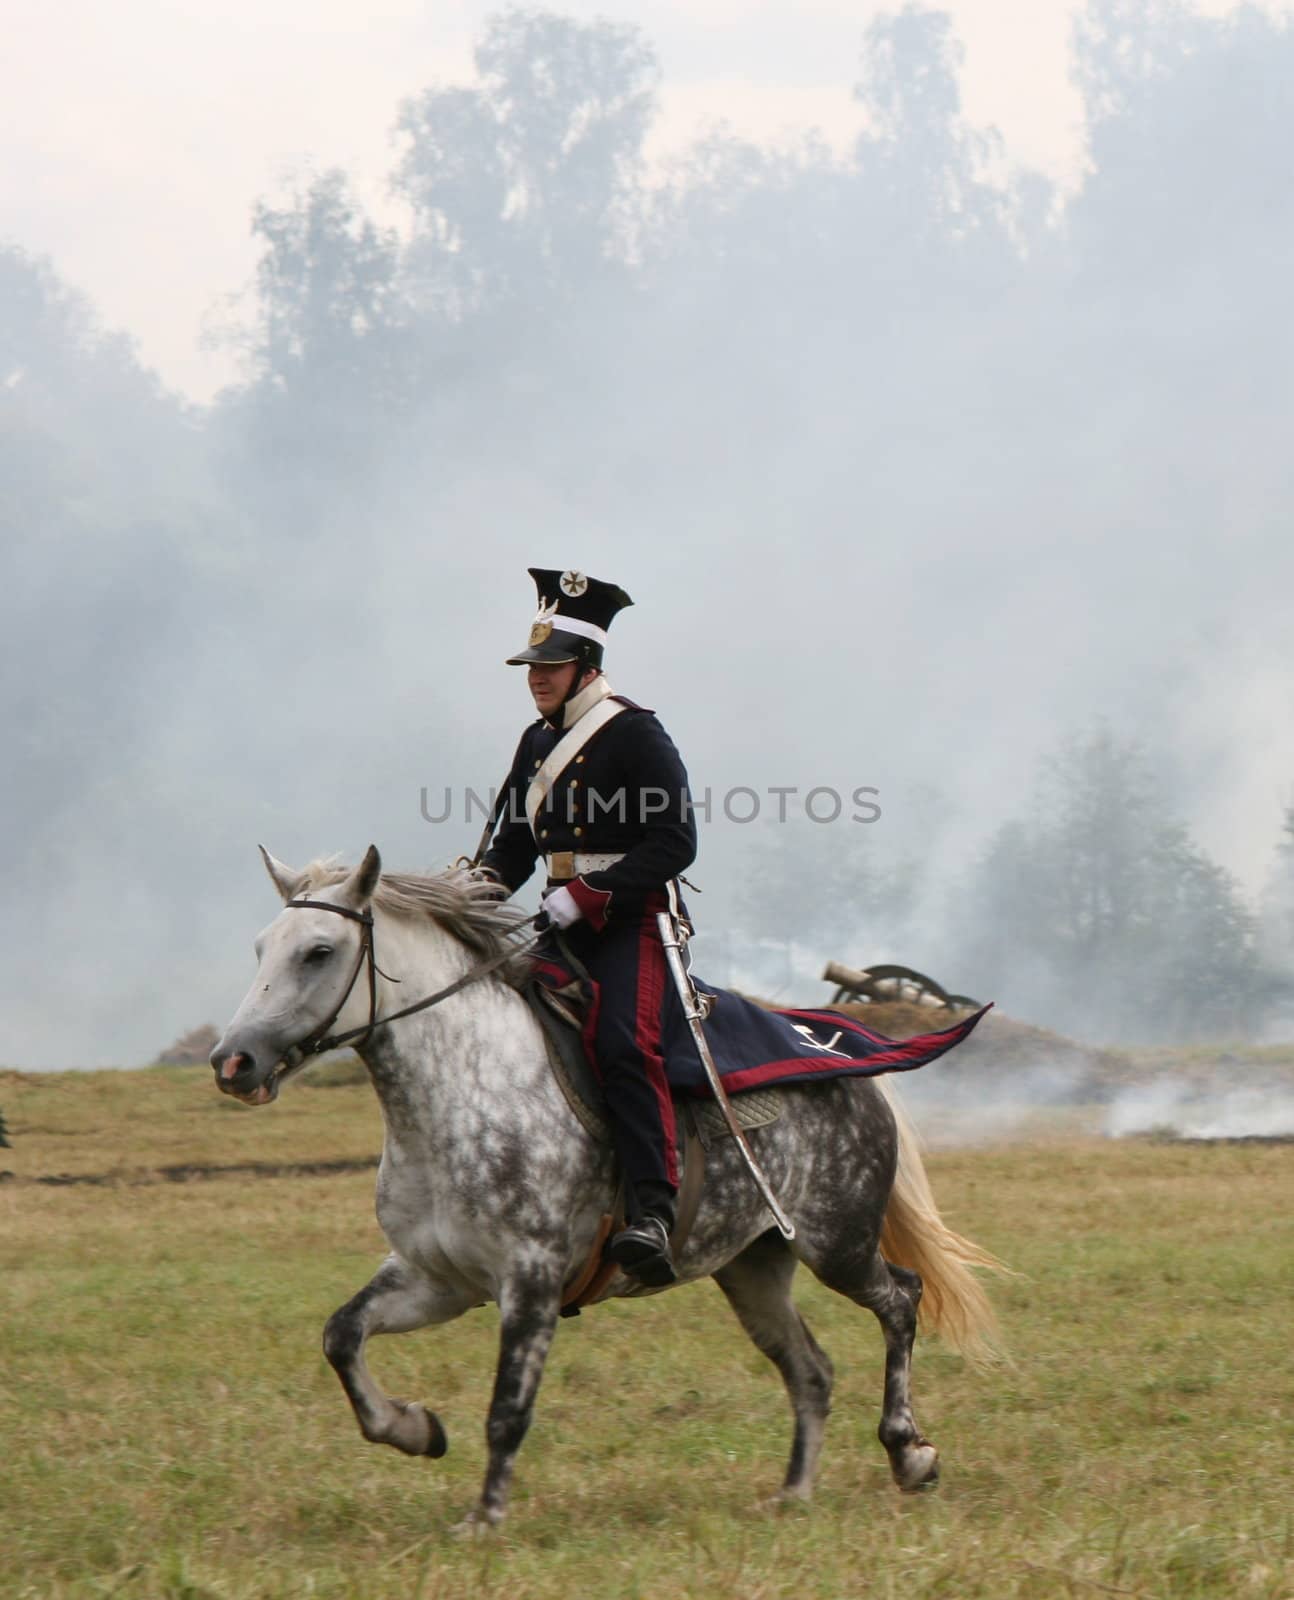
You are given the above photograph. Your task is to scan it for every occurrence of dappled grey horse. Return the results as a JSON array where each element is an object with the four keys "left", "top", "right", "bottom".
[{"left": 212, "top": 847, "right": 999, "bottom": 1531}]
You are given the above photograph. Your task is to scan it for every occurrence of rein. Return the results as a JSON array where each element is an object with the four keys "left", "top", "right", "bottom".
[{"left": 281, "top": 897, "right": 538, "bottom": 1068}]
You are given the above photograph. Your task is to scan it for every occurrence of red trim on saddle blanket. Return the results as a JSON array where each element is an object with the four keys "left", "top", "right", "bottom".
[
  {"left": 530, "top": 956, "right": 575, "bottom": 987},
  {"left": 527, "top": 953, "right": 603, "bottom": 1071},
  {"left": 579, "top": 976, "right": 602, "bottom": 1089},
  {"left": 703, "top": 1004, "right": 993, "bottom": 1096}
]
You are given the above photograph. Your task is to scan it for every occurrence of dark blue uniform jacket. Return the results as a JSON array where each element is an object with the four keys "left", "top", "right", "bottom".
[{"left": 482, "top": 697, "right": 696, "bottom": 927}]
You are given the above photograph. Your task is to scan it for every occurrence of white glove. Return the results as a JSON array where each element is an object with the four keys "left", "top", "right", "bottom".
[{"left": 540, "top": 885, "right": 583, "bottom": 929}]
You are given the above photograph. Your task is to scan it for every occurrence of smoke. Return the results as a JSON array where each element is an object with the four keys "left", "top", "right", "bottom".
[
  {"left": 892, "top": 1060, "right": 1294, "bottom": 1147},
  {"left": 892, "top": 1055, "right": 1096, "bottom": 1147},
  {"left": 1104, "top": 1076, "right": 1294, "bottom": 1141},
  {"left": 6, "top": 4, "right": 1294, "bottom": 1067}
]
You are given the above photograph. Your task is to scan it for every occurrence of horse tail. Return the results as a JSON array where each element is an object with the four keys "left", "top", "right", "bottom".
[{"left": 876, "top": 1080, "right": 1007, "bottom": 1366}]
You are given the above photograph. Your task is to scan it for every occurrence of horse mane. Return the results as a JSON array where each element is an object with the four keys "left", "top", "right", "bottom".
[{"left": 296, "top": 860, "right": 535, "bottom": 984}]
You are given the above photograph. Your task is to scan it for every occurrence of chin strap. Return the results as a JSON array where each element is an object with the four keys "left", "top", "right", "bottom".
[{"left": 557, "top": 668, "right": 608, "bottom": 729}]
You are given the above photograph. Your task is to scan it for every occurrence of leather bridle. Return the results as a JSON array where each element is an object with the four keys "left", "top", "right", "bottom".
[{"left": 279, "top": 897, "right": 539, "bottom": 1071}]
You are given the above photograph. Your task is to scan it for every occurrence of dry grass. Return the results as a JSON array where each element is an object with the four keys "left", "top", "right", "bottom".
[
  {"left": 1, "top": 1065, "right": 1291, "bottom": 1599},
  {"left": 0, "top": 1061, "right": 381, "bottom": 1180}
]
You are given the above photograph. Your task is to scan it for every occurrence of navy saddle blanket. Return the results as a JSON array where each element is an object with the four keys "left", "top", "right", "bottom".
[{"left": 531, "top": 953, "right": 990, "bottom": 1096}]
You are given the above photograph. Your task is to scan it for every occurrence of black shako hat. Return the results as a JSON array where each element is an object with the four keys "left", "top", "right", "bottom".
[{"left": 505, "top": 568, "right": 633, "bottom": 669}]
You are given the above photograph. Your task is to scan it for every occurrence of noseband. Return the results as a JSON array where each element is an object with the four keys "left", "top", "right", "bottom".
[{"left": 279, "top": 897, "right": 538, "bottom": 1070}]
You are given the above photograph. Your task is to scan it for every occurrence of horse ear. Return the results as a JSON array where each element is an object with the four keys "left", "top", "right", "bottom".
[
  {"left": 339, "top": 844, "right": 382, "bottom": 908},
  {"left": 260, "top": 845, "right": 303, "bottom": 903}
]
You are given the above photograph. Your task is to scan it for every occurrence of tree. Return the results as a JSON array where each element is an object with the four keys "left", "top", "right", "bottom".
[
  {"left": 393, "top": 9, "right": 659, "bottom": 309},
  {"left": 1260, "top": 800, "right": 1294, "bottom": 970},
  {"left": 855, "top": 5, "right": 1004, "bottom": 241},
  {"left": 242, "top": 170, "right": 404, "bottom": 401},
  {"left": 960, "top": 728, "right": 1264, "bottom": 1041},
  {"left": 733, "top": 816, "right": 922, "bottom": 968}
]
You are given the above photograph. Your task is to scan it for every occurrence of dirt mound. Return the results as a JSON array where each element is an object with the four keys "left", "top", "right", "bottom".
[
  {"left": 831, "top": 1000, "right": 1127, "bottom": 1094},
  {"left": 825, "top": 998, "right": 969, "bottom": 1038},
  {"left": 153, "top": 1025, "right": 219, "bottom": 1066}
]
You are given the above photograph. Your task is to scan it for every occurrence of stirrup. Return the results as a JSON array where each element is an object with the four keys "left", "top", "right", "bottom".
[{"left": 607, "top": 1217, "right": 676, "bottom": 1286}]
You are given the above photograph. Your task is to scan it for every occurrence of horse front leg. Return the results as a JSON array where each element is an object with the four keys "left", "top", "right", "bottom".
[
  {"left": 455, "top": 1272, "right": 562, "bottom": 1535},
  {"left": 322, "top": 1253, "right": 476, "bottom": 1458}
]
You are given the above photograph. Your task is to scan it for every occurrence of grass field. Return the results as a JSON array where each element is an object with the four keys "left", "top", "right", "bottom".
[{"left": 2, "top": 1063, "right": 1291, "bottom": 1599}]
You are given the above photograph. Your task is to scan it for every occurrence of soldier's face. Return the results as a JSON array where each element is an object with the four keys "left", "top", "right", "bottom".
[{"left": 527, "top": 662, "right": 580, "bottom": 719}]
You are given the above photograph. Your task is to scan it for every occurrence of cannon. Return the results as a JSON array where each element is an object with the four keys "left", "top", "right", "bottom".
[{"left": 822, "top": 960, "right": 979, "bottom": 1013}]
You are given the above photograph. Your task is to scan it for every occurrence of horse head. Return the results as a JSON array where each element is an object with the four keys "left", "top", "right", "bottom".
[{"left": 210, "top": 844, "right": 383, "bottom": 1105}]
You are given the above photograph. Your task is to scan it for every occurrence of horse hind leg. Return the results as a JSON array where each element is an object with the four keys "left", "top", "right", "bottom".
[
  {"left": 874, "top": 1258, "right": 940, "bottom": 1490},
  {"left": 816, "top": 1248, "right": 938, "bottom": 1492},
  {"left": 322, "top": 1253, "right": 476, "bottom": 1458},
  {"left": 713, "top": 1231, "right": 834, "bottom": 1503}
]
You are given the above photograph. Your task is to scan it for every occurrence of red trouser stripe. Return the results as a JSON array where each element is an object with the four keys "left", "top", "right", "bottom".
[{"left": 633, "top": 912, "right": 679, "bottom": 1187}]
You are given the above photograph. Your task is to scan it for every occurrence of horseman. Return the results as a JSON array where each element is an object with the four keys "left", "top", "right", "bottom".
[{"left": 480, "top": 568, "right": 697, "bottom": 1287}]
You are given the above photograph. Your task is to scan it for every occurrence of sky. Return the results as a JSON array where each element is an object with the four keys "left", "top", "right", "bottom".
[
  {"left": 5, "top": 0, "right": 1294, "bottom": 1069},
  {"left": 2, "top": 0, "right": 1094, "bottom": 400}
]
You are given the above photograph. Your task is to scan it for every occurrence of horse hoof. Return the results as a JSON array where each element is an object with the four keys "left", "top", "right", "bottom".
[
  {"left": 895, "top": 1444, "right": 940, "bottom": 1492},
  {"left": 423, "top": 1409, "right": 448, "bottom": 1458},
  {"left": 389, "top": 1400, "right": 447, "bottom": 1458},
  {"left": 760, "top": 1485, "right": 813, "bottom": 1512},
  {"left": 450, "top": 1508, "right": 500, "bottom": 1541}
]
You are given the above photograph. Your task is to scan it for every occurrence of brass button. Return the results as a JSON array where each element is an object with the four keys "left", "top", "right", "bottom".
[
  {"left": 575, "top": 755, "right": 586, "bottom": 764},
  {"left": 573, "top": 826, "right": 583, "bottom": 836},
  {"left": 539, "top": 828, "right": 549, "bottom": 839},
  {"left": 570, "top": 778, "right": 580, "bottom": 788}
]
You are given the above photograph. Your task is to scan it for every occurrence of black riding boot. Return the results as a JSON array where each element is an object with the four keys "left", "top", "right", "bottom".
[{"left": 608, "top": 1179, "right": 678, "bottom": 1286}]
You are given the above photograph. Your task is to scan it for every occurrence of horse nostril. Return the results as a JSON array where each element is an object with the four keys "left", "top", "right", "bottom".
[{"left": 219, "top": 1051, "right": 252, "bottom": 1081}]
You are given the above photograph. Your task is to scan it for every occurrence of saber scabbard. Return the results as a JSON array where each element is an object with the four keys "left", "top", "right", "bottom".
[{"left": 656, "top": 912, "right": 796, "bottom": 1241}]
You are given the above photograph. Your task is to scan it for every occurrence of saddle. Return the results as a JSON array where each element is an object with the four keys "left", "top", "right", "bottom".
[{"left": 523, "top": 978, "right": 783, "bottom": 1316}]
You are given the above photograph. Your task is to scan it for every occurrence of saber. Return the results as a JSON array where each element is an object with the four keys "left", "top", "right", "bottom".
[{"left": 656, "top": 912, "right": 796, "bottom": 1241}]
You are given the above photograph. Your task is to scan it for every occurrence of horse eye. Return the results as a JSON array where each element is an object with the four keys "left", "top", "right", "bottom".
[{"left": 304, "top": 944, "right": 334, "bottom": 964}]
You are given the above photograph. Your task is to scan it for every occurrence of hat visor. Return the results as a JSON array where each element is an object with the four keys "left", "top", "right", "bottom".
[{"left": 505, "top": 640, "right": 581, "bottom": 666}]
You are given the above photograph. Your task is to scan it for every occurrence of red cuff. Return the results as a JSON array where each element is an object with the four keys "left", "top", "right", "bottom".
[{"left": 567, "top": 875, "right": 613, "bottom": 931}]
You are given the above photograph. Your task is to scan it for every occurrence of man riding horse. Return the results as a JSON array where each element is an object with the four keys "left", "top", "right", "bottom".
[
  {"left": 480, "top": 568, "right": 696, "bottom": 1287},
  {"left": 209, "top": 573, "right": 998, "bottom": 1521}
]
